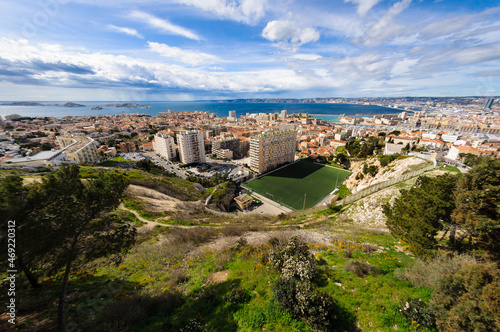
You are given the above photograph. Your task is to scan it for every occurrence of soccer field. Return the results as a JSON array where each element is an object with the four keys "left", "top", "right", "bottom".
[{"left": 243, "top": 159, "right": 351, "bottom": 210}]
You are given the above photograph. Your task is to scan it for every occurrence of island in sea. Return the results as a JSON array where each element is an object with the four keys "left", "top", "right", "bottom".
[
  {"left": 0, "top": 101, "right": 86, "bottom": 107},
  {"left": 103, "top": 103, "right": 152, "bottom": 108}
]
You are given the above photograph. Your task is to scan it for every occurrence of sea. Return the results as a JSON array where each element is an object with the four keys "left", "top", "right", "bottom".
[{"left": 0, "top": 101, "right": 403, "bottom": 123}]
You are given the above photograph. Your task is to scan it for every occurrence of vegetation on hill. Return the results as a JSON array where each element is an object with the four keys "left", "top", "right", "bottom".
[
  {"left": 382, "top": 158, "right": 500, "bottom": 331},
  {"left": 0, "top": 165, "right": 136, "bottom": 331},
  {"left": 1, "top": 158, "right": 499, "bottom": 331}
]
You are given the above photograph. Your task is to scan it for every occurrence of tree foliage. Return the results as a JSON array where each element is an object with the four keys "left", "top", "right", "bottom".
[
  {"left": 345, "top": 136, "right": 383, "bottom": 158},
  {"left": 383, "top": 174, "right": 457, "bottom": 257},
  {"left": 0, "top": 165, "right": 136, "bottom": 331},
  {"left": 452, "top": 158, "right": 500, "bottom": 261}
]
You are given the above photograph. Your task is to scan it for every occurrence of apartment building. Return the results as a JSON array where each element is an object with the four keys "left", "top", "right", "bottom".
[
  {"left": 177, "top": 130, "right": 206, "bottom": 164},
  {"left": 250, "top": 129, "right": 297, "bottom": 173},
  {"left": 119, "top": 141, "right": 136, "bottom": 152},
  {"left": 212, "top": 135, "right": 241, "bottom": 158},
  {"left": 153, "top": 132, "right": 176, "bottom": 161},
  {"left": 57, "top": 135, "right": 99, "bottom": 164}
]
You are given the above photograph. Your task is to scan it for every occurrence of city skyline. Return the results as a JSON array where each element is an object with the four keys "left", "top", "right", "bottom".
[{"left": 0, "top": 0, "right": 499, "bottom": 101}]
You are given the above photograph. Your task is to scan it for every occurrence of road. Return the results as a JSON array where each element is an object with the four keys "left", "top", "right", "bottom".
[{"left": 141, "top": 151, "right": 188, "bottom": 178}]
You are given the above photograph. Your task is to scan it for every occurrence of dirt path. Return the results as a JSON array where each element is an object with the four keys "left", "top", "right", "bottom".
[{"left": 118, "top": 203, "right": 166, "bottom": 229}]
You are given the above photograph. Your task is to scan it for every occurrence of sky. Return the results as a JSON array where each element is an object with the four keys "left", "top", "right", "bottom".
[{"left": 0, "top": 0, "right": 499, "bottom": 101}]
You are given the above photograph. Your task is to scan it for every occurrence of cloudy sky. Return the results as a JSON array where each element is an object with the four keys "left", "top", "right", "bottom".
[{"left": 0, "top": 0, "right": 499, "bottom": 101}]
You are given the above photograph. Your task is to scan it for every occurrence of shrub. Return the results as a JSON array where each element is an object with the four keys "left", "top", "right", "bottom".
[
  {"left": 273, "top": 278, "right": 354, "bottom": 332},
  {"left": 220, "top": 224, "right": 247, "bottom": 237},
  {"left": 168, "top": 227, "right": 217, "bottom": 245},
  {"left": 342, "top": 247, "right": 353, "bottom": 258},
  {"left": 269, "top": 236, "right": 316, "bottom": 282},
  {"left": 362, "top": 163, "right": 379, "bottom": 177},
  {"left": 430, "top": 263, "right": 500, "bottom": 332},
  {"left": 337, "top": 184, "right": 351, "bottom": 199},
  {"left": 225, "top": 287, "right": 251, "bottom": 306},
  {"left": 360, "top": 243, "right": 379, "bottom": 254},
  {"left": 344, "top": 260, "right": 378, "bottom": 278},
  {"left": 273, "top": 277, "right": 311, "bottom": 317},
  {"left": 395, "top": 253, "right": 477, "bottom": 288},
  {"left": 399, "top": 298, "right": 436, "bottom": 330},
  {"left": 379, "top": 154, "right": 399, "bottom": 167},
  {"left": 232, "top": 237, "right": 248, "bottom": 251},
  {"left": 169, "top": 268, "right": 189, "bottom": 285}
]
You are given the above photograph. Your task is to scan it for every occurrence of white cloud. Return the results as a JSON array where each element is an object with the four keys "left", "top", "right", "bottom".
[
  {"left": 391, "top": 58, "right": 419, "bottom": 77},
  {"left": 177, "top": 0, "right": 268, "bottom": 24},
  {"left": 147, "top": 41, "right": 218, "bottom": 66},
  {"left": 360, "top": 0, "right": 412, "bottom": 47},
  {"left": 128, "top": 10, "right": 201, "bottom": 40},
  {"left": 0, "top": 38, "right": 317, "bottom": 94},
  {"left": 345, "top": 0, "right": 382, "bottom": 17},
  {"left": 451, "top": 43, "right": 500, "bottom": 65},
  {"left": 262, "top": 20, "right": 320, "bottom": 48},
  {"left": 290, "top": 54, "right": 322, "bottom": 61},
  {"left": 106, "top": 24, "right": 143, "bottom": 38}
]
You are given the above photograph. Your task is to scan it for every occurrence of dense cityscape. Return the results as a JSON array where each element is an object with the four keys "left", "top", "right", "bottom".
[{"left": 1, "top": 97, "right": 498, "bottom": 172}]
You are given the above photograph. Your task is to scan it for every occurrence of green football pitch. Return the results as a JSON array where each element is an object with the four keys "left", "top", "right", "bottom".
[{"left": 243, "top": 159, "right": 351, "bottom": 210}]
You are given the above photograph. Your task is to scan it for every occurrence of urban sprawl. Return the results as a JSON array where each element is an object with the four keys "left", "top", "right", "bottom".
[{"left": 1, "top": 97, "right": 499, "bottom": 181}]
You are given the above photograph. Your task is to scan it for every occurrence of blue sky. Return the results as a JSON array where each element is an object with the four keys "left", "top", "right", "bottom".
[{"left": 0, "top": 0, "right": 499, "bottom": 101}]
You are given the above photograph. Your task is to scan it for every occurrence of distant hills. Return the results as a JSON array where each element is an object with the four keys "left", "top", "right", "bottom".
[
  {"left": 1, "top": 101, "right": 86, "bottom": 107},
  {"left": 0, "top": 102, "right": 153, "bottom": 108},
  {"left": 217, "top": 96, "right": 497, "bottom": 104}
]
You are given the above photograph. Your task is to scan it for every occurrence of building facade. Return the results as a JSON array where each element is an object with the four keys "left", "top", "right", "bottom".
[
  {"left": 57, "top": 135, "right": 99, "bottom": 164},
  {"left": 250, "top": 129, "right": 297, "bottom": 173},
  {"left": 153, "top": 132, "right": 176, "bottom": 161},
  {"left": 177, "top": 130, "right": 206, "bottom": 164},
  {"left": 212, "top": 135, "right": 241, "bottom": 159}
]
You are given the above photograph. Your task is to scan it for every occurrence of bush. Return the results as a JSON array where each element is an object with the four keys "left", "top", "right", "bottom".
[
  {"left": 273, "top": 277, "right": 311, "bottom": 317},
  {"left": 399, "top": 298, "right": 436, "bottom": 330},
  {"left": 169, "top": 268, "right": 189, "bottom": 285},
  {"left": 168, "top": 227, "right": 217, "bottom": 245},
  {"left": 362, "top": 163, "right": 379, "bottom": 177},
  {"left": 395, "top": 253, "right": 477, "bottom": 288},
  {"left": 273, "top": 278, "right": 355, "bottom": 332},
  {"left": 232, "top": 237, "right": 248, "bottom": 251},
  {"left": 269, "top": 236, "right": 316, "bottom": 282},
  {"left": 344, "top": 260, "right": 379, "bottom": 278},
  {"left": 430, "top": 263, "right": 500, "bottom": 332},
  {"left": 225, "top": 287, "right": 252, "bottom": 306},
  {"left": 337, "top": 184, "right": 351, "bottom": 199},
  {"left": 379, "top": 154, "right": 399, "bottom": 167},
  {"left": 342, "top": 247, "right": 353, "bottom": 258},
  {"left": 360, "top": 243, "right": 379, "bottom": 254}
]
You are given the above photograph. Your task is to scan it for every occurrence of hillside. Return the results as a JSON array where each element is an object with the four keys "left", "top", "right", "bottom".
[
  {"left": 344, "top": 156, "right": 429, "bottom": 193},
  {"left": 1, "top": 161, "right": 498, "bottom": 332}
]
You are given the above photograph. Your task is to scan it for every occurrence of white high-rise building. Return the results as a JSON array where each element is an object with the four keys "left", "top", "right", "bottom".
[
  {"left": 280, "top": 109, "right": 287, "bottom": 119},
  {"left": 228, "top": 110, "right": 236, "bottom": 118},
  {"left": 178, "top": 130, "right": 206, "bottom": 164},
  {"left": 250, "top": 129, "right": 297, "bottom": 173},
  {"left": 153, "top": 132, "right": 176, "bottom": 161}
]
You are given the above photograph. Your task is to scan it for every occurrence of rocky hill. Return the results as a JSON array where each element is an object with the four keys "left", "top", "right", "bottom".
[{"left": 344, "top": 156, "right": 429, "bottom": 193}]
